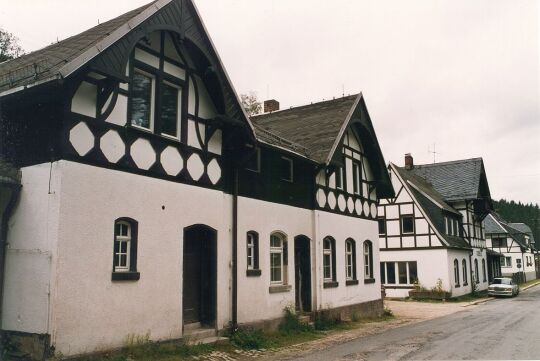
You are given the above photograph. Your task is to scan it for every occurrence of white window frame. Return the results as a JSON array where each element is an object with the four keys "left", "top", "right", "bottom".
[
  {"left": 401, "top": 215, "right": 415, "bottom": 235},
  {"left": 131, "top": 68, "right": 156, "bottom": 132},
  {"left": 247, "top": 233, "right": 255, "bottom": 270},
  {"left": 352, "top": 162, "right": 361, "bottom": 195},
  {"left": 323, "top": 238, "right": 333, "bottom": 282},
  {"left": 335, "top": 167, "right": 344, "bottom": 190},
  {"left": 364, "top": 241, "right": 372, "bottom": 279},
  {"left": 160, "top": 80, "right": 182, "bottom": 140},
  {"left": 114, "top": 221, "right": 131, "bottom": 272},
  {"left": 270, "top": 233, "right": 284, "bottom": 284},
  {"left": 345, "top": 240, "right": 354, "bottom": 280}
]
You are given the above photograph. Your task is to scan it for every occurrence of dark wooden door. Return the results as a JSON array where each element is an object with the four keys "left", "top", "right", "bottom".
[
  {"left": 294, "top": 235, "right": 311, "bottom": 312},
  {"left": 183, "top": 238, "right": 201, "bottom": 323}
]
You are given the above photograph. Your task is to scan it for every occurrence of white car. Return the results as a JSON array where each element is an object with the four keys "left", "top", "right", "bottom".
[{"left": 487, "top": 277, "right": 519, "bottom": 297}]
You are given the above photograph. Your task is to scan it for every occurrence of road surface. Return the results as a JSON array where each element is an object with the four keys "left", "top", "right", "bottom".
[{"left": 290, "top": 286, "right": 540, "bottom": 360}]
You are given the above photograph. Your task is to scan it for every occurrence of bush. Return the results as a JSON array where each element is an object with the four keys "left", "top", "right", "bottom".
[
  {"left": 278, "top": 306, "right": 314, "bottom": 334},
  {"left": 314, "top": 312, "right": 340, "bottom": 331},
  {"left": 230, "top": 328, "right": 268, "bottom": 350}
]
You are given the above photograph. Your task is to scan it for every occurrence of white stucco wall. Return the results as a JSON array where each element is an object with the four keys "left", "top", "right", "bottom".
[
  {"left": 50, "top": 161, "right": 233, "bottom": 356},
  {"left": 2, "top": 163, "right": 62, "bottom": 334},
  {"left": 380, "top": 249, "right": 450, "bottom": 298},
  {"left": 446, "top": 249, "right": 473, "bottom": 297}
]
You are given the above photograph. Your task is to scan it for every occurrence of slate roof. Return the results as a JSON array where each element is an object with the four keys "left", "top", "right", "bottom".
[
  {"left": 508, "top": 223, "right": 535, "bottom": 243},
  {"left": 251, "top": 95, "right": 358, "bottom": 163},
  {"left": 484, "top": 212, "right": 530, "bottom": 250},
  {"left": 392, "top": 164, "right": 471, "bottom": 250},
  {"left": 0, "top": 1, "right": 163, "bottom": 93},
  {"left": 407, "top": 158, "right": 490, "bottom": 202}
]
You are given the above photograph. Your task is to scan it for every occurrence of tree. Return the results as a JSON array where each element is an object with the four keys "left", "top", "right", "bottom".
[
  {"left": 0, "top": 28, "right": 23, "bottom": 63},
  {"left": 240, "top": 92, "right": 262, "bottom": 116}
]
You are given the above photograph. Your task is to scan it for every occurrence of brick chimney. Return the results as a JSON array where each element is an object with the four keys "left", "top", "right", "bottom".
[
  {"left": 405, "top": 153, "right": 414, "bottom": 169},
  {"left": 264, "top": 99, "right": 280, "bottom": 113}
]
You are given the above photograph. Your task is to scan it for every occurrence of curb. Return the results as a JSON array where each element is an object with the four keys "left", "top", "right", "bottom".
[
  {"left": 522, "top": 281, "right": 540, "bottom": 291},
  {"left": 462, "top": 297, "right": 495, "bottom": 307}
]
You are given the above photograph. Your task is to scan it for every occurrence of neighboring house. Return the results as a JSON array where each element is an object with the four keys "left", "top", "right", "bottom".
[
  {"left": 484, "top": 213, "right": 538, "bottom": 281},
  {"left": 0, "top": 0, "right": 394, "bottom": 358},
  {"left": 378, "top": 155, "right": 493, "bottom": 297}
]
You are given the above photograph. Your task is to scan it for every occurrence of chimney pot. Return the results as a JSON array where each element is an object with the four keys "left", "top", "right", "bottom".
[
  {"left": 264, "top": 99, "right": 280, "bottom": 113},
  {"left": 405, "top": 153, "right": 414, "bottom": 169}
]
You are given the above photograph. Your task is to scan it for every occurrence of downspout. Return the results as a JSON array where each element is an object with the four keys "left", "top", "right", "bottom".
[
  {"left": 231, "top": 166, "right": 238, "bottom": 330},
  {"left": 0, "top": 184, "right": 21, "bottom": 326}
]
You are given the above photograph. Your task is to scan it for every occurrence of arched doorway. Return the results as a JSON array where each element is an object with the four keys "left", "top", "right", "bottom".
[
  {"left": 183, "top": 224, "right": 217, "bottom": 326},
  {"left": 294, "top": 235, "right": 311, "bottom": 312}
]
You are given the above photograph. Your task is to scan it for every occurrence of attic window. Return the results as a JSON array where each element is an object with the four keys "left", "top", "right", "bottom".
[
  {"left": 130, "top": 69, "right": 155, "bottom": 131},
  {"left": 280, "top": 157, "right": 293, "bottom": 182},
  {"left": 401, "top": 215, "right": 414, "bottom": 234},
  {"left": 335, "top": 167, "right": 344, "bottom": 190}
]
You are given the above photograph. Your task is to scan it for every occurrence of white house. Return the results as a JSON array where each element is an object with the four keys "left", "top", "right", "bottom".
[
  {"left": 484, "top": 213, "right": 538, "bottom": 282},
  {"left": 0, "top": 0, "right": 394, "bottom": 358},
  {"left": 378, "top": 155, "right": 493, "bottom": 298}
]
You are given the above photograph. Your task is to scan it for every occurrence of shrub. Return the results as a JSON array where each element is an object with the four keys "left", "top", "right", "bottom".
[
  {"left": 314, "top": 312, "right": 340, "bottom": 331},
  {"left": 278, "top": 306, "right": 314, "bottom": 334},
  {"left": 230, "top": 328, "right": 268, "bottom": 350}
]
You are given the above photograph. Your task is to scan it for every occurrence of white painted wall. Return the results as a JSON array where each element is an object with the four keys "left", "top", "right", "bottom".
[
  {"left": 50, "top": 161, "right": 233, "bottom": 356},
  {"left": 446, "top": 249, "right": 473, "bottom": 297},
  {"left": 2, "top": 163, "right": 62, "bottom": 334}
]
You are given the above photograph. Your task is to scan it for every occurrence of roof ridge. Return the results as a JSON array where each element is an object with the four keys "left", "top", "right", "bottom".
[
  {"left": 414, "top": 157, "right": 483, "bottom": 168},
  {"left": 251, "top": 94, "right": 359, "bottom": 118}
]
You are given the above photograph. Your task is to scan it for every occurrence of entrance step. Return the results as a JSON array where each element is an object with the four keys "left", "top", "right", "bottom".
[
  {"left": 184, "top": 322, "right": 202, "bottom": 331},
  {"left": 186, "top": 335, "right": 229, "bottom": 346},
  {"left": 184, "top": 325, "right": 220, "bottom": 345}
]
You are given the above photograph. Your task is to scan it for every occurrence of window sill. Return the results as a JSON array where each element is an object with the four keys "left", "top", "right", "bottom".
[
  {"left": 323, "top": 281, "right": 339, "bottom": 288},
  {"left": 269, "top": 284, "right": 291, "bottom": 293},
  {"left": 346, "top": 279, "right": 359, "bottom": 286},
  {"left": 364, "top": 278, "right": 376, "bottom": 284},
  {"left": 112, "top": 271, "right": 140, "bottom": 281},
  {"left": 246, "top": 269, "right": 261, "bottom": 277}
]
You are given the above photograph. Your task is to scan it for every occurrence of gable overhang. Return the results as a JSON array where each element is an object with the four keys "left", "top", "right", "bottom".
[{"left": 326, "top": 93, "right": 394, "bottom": 198}]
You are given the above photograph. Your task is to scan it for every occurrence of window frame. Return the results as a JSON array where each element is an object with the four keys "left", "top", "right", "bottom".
[
  {"left": 462, "top": 259, "right": 468, "bottom": 286},
  {"left": 454, "top": 259, "right": 460, "bottom": 287},
  {"left": 345, "top": 238, "right": 357, "bottom": 282},
  {"left": 474, "top": 258, "right": 479, "bottom": 284},
  {"left": 378, "top": 218, "right": 386, "bottom": 236},
  {"left": 246, "top": 231, "right": 261, "bottom": 276},
  {"left": 482, "top": 258, "right": 487, "bottom": 282},
  {"left": 159, "top": 80, "right": 182, "bottom": 140},
  {"left": 363, "top": 240, "right": 374, "bottom": 281},
  {"left": 335, "top": 167, "right": 344, "bottom": 190},
  {"left": 130, "top": 68, "right": 156, "bottom": 132},
  {"left": 270, "top": 232, "right": 287, "bottom": 285},
  {"left": 280, "top": 156, "right": 294, "bottom": 182},
  {"left": 322, "top": 237, "right": 337, "bottom": 287},
  {"left": 401, "top": 215, "right": 415, "bottom": 235},
  {"left": 112, "top": 217, "right": 140, "bottom": 281},
  {"left": 245, "top": 146, "right": 261, "bottom": 173},
  {"left": 352, "top": 162, "right": 361, "bottom": 195}
]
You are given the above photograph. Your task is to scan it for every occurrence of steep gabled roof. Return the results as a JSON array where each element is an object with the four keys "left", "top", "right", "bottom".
[
  {"left": 408, "top": 158, "right": 491, "bottom": 202},
  {"left": 0, "top": 0, "right": 165, "bottom": 94},
  {"left": 508, "top": 223, "right": 535, "bottom": 243},
  {"left": 251, "top": 94, "right": 394, "bottom": 198},
  {"left": 251, "top": 95, "right": 357, "bottom": 162},
  {"left": 484, "top": 212, "right": 530, "bottom": 249},
  {"left": 391, "top": 164, "right": 471, "bottom": 250}
]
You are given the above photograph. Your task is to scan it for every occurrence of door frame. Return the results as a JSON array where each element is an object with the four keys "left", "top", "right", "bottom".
[{"left": 294, "top": 235, "right": 312, "bottom": 313}]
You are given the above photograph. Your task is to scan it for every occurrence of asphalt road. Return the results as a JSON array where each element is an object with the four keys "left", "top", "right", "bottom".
[{"left": 291, "top": 286, "right": 540, "bottom": 360}]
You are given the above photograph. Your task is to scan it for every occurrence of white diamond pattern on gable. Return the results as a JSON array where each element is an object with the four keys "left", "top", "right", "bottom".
[
  {"left": 338, "top": 194, "right": 346, "bottom": 212},
  {"left": 69, "top": 122, "right": 94, "bottom": 156},
  {"left": 327, "top": 192, "right": 337, "bottom": 210},
  {"left": 161, "top": 146, "right": 183, "bottom": 176},
  {"left": 187, "top": 153, "right": 204, "bottom": 181},
  {"left": 316, "top": 189, "right": 326, "bottom": 208},
  {"left": 100, "top": 130, "right": 124, "bottom": 163},
  {"left": 130, "top": 138, "right": 155, "bottom": 170},
  {"left": 207, "top": 158, "right": 221, "bottom": 184}
]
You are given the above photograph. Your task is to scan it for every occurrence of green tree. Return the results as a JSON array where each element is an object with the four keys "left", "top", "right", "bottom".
[
  {"left": 0, "top": 28, "right": 23, "bottom": 62},
  {"left": 240, "top": 92, "right": 262, "bottom": 116}
]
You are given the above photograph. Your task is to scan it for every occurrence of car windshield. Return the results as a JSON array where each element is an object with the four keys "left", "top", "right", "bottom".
[{"left": 492, "top": 279, "right": 512, "bottom": 285}]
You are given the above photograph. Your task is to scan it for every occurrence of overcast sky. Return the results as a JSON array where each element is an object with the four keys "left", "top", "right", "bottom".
[{"left": 1, "top": 0, "right": 538, "bottom": 204}]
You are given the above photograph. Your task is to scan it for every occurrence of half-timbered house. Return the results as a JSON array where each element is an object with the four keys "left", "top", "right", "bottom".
[
  {"left": 0, "top": 0, "right": 394, "bottom": 358},
  {"left": 378, "top": 155, "right": 493, "bottom": 297},
  {"left": 484, "top": 213, "right": 538, "bottom": 282}
]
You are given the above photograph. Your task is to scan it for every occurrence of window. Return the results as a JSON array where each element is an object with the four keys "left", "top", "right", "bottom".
[
  {"left": 505, "top": 256, "right": 512, "bottom": 267},
  {"left": 462, "top": 259, "right": 468, "bottom": 285},
  {"left": 445, "top": 217, "right": 449, "bottom": 234},
  {"left": 454, "top": 259, "right": 460, "bottom": 286},
  {"left": 130, "top": 69, "right": 155, "bottom": 130},
  {"left": 364, "top": 240, "right": 374, "bottom": 280},
  {"left": 380, "top": 261, "right": 418, "bottom": 285},
  {"left": 378, "top": 218, "right": 386, "bottom": 235},
  {"left": 492, "top": 237, "right": 507, "bottom": 248},
  {"left": 323, "top": 237, "right": 337, "bottom": 286},
  {"left": 270, "top": 233, "right": 287, "bottom": 284},
  {"left": 245, "top": 146, "right": 261, "bottom": 172},
  {"left": 160, "top": 81, "right": 181, "bottom": 138},
  {"left": 352, "top": 162, "right": 361, "bottom": 195},
  {"left": 474, "top": 259, "right": 479, "bottom": 284},
  {"left": 345, "top": 239, "right": 357, "bottom": 283},
  {"left": 401, "top": 215, "right": 414, "bottom": 234},
  {"left": 246, "top": 231, "right": 260, "bottom": 276},
  {"left": 112, "top": 218, "right": 139, "bottom": 281},
  {"left": 482, "top": 259, "right": 486, "bottom": 282},
  {"left": 335, "top": 167, "right": 344, "bottom": 190},
  {"left": 280, "top": 157, "right": 293, "bottom": 182}
]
